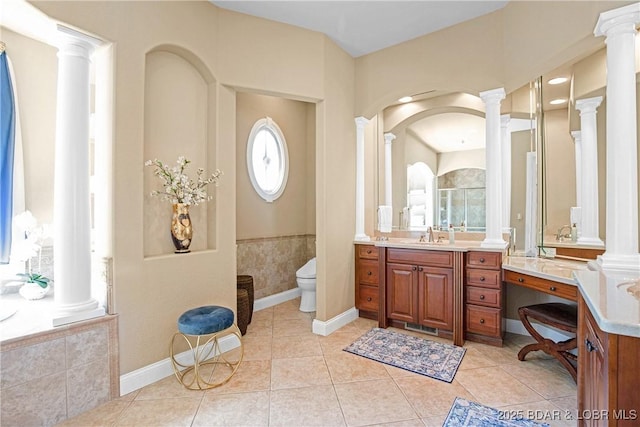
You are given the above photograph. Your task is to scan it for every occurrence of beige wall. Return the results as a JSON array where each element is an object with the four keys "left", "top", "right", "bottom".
[
  {"left": 236, "top": 92, "right": 315, "bottom": 240},
  {"left": 30, "top": 0, "right": 355, "bottom": 376},
  {"left": 2, "top": 29, "right": 56, "bottom": 224}
]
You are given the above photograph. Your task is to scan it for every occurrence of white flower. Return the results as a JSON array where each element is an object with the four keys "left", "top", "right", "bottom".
[{"left": 145, "top": 157, "right": 223, "bottom": 206}]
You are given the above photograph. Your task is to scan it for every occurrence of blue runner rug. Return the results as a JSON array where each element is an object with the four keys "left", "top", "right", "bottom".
[
  {"left": 443, "top": 397, "right": 550, "bottom": 427},
  {"left": 343, "top": 327, "right": 465, "bottom": 383}
]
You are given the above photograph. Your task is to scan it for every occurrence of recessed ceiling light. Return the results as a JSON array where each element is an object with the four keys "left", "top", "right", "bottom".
[
  {"left": 550, "top": 98, "right": 568, "bottom": 105},
  {"left": 548, "top": 77, "right": 568, "bottom": 85},
  {"left": 398, "top": 96, "right": 413, "bottom": 103}
]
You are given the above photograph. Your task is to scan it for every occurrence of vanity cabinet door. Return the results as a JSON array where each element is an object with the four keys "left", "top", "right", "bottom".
[
  {"left": 417, "top": 266, "right": 453, "bottom": 330},
  {"left": 386, "top": 263, "right": 418, "bottom": 323},
  {"left": 355, "top": 244, "right": 380, "bottom": 320}
]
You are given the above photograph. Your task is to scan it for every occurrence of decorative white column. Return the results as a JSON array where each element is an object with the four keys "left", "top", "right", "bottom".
[
  {"left": 383, "top": 132, "right": 395, "bottom": 206},
  {"left": 52, "top": 25, "right": 105, "bottom": 326},
  {"left": 500, "top": 114, "right": 511, "bottom": 232},
  {"left": 480, "top": 88, "right": 507, "bottom": 248},
  {"left": 575, "top": 97, "right": 604, "bottom": 247},
  {"left": 571, "top": 130, "right": 582, "bottom": 209},
  {"left": 355, "top": 116, "right": 370, "bottom": 241},
  {"left": 594, "top": 3, "right": 640, "bottom": 272}
]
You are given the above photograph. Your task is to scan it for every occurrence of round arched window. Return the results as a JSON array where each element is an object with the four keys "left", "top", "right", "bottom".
[{"left": 246, "top": 117, "right": 289, "bottom": 202}]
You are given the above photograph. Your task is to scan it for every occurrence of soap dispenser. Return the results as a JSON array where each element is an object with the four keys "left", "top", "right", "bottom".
[
  {"left": 448, "top": 224, "right": 455, "bottom": 244},
  {"left": 571, "top": 223, "right": 577, "bottom": 243}
]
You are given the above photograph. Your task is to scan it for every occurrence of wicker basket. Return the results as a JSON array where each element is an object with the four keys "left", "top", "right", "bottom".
[
  {"left": 236, "top": 275, "right": 254, "bottom": 324},
  {"left": 236, "top": 288, "right": 250, "bottom": 336}
]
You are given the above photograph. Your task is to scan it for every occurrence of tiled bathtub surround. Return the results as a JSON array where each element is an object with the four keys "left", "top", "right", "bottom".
[
  {"left": 0, "top": 315, "right": 119, "bottom": 427},
  {"left": 237, "top": 235, "right": 316, "bottom": 300}
]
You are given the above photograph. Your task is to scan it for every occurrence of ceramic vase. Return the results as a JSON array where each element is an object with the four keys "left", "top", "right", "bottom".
[
  {"left": 19, "top": 282, "right": 51, "bottom": 300},
  {"left": 171, "top": 203, "right": 193, "bottom": 253}
]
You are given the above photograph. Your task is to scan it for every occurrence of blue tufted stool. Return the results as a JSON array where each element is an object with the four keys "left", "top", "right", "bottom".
[{"left": 170, "top": 305, "right": 244, "bottom": 390}]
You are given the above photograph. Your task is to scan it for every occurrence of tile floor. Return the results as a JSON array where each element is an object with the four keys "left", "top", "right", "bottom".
[{"left": 58, "top": 298, "right": 578, "bottom": 426}]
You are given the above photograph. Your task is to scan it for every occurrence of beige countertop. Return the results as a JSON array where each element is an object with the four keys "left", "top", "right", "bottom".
[
  {"left": 574, "top": 268, "right": 640, "bottom": 338},
  {"left": 502, "top": 256, "right": 589, "bottom": 285},
  {"left": 355, "top": 238, "right": 507, "bottom": 253}
]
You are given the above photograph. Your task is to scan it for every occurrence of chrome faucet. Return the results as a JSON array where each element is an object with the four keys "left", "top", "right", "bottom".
[
  {"left": 427, "top": 226, "right": 434, "bottom": 243},
  {"left": 556, "top": 225, "right": 572, "bottom": 241}
]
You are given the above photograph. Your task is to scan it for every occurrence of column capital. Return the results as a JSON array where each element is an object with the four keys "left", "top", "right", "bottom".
[
  {"left": 479, "top": 87, "right": 506, "bottom": 104},
  {"left": 575, "top": 96, "right": 603, "bottom": 115},
  {"left": 500, "top": 114, "right": 511, "bottom": 127},
  {"left": 383, "top": 132, "right": 396, "bottom": 144},
  {"left": 55, "top": 24, "right": 101, "bottom": 56},
  {"left": 355, "top": 116, "right": 370, "bottom": 129},
  {"left": 594, "top": 2, "right": 640, "bottom": 37}
]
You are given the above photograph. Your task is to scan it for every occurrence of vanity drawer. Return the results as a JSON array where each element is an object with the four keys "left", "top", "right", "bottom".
[
  {"left": 358, "top": 245, "right": 378, "bottom": 260},
  {"left": 466, "top": 305, "right": 501, "bottom": 337},
  {"left": 466, "top": 286, "right": 501, "bottom": 308},
  {"left": 466, "top": 251, "right": 501, "bottom": 269},
  {"left": 358, "top": 259, "right": 379, "bottom": 285},
  {"left": 357, "top": 285, "right": 379, "bottom": 312},
  {"left": 503, "top": 270, "right": 578, "bottom": 301},
  {"left": 466, "top": 269, "right": 501, "bottom": 289},
  {"left": 386, "top": 248, "right": 453, "bottom": 268}
]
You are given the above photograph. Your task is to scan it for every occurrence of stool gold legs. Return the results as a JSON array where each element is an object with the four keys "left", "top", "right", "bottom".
[{"left": 170, "top": 324, "right": 244, "bottom": 390}]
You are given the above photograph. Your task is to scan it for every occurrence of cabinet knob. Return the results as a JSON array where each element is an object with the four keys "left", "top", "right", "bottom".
[
  {"left": 585, "top": 338, "right": 597, "bottom": 352},
  {"left": 479, "top": 295, "right": 485, "bottom": 300},
  {"left": 479, "top": 258, "right": 485, "bottom": 263},
  {"left": 367, "top": 297, "right": 372, "bottom": 302},
  {"left": 479, "top": 276, "right": 485, "bottom": 282},
  {"left": 518, "top": 277, "right": 524, "bottom": 283},
  {"left": 418, "top": 266, "right": 423, "bottom": 272},
  {"left": 549, "top": 286, "right": 556, "bottom": 291},
  {"left": 367, "top": 271, "right": 372, "bottom": 276},
  {"left": 479, "top": 319, "right": 485, "bottom": 324},
  {"left": 366, "top": 249, "right": 372, "bottom": 254},
  {"left": 412, "top": 266, "right": 417, "bottom": 271}
]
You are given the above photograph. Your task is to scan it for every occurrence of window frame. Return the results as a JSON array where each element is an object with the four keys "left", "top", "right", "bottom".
[{"left": 246, "top": 117, "right": 289, "bottom": 203}]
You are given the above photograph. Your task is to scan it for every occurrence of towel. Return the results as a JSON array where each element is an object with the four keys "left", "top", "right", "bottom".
[{"left": 378, "top": 205, "right": 392, "bottom": 233}]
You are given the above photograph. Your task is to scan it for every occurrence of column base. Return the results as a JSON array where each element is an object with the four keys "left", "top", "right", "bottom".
[
  {"left": 354, "top": 234, "right": 371, "bottom": 242},
  {"left": 53, "top": 299, "right": 106, "bottom": 326},
  {"left": 481, "top": 239, "right": 508, "bottom": 249},
  {"left": 576, "top": 237, "right": 605, "bottom": 247},
  {"left": 596, "top": 253, "right": 640, "bottom": 274}
]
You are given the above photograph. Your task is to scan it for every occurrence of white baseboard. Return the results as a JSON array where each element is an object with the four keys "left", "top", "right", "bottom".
[
  {"left": 505, "top": 318, "right": 574, "bottom": 342},
  {"left": 253, "top": 288, "right": 301, "bottom": 311},
  {"left": 119, "top": 332, "right": 240, "bottom": 396},
  {"left": 312, "top": 307, "right": 359, "bottom": 336}
]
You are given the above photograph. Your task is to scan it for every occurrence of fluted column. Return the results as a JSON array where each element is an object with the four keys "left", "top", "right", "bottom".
[
  {"left": 383, "top": 133, "right": 395, "bottom": 206},
  {"left": 571, "top": 131, "right": 582, "bottom": 209},
  {"left": 500, "top": 115, "right": 511, "bottom": 231},
  {"left": 480, "top": 88, "right": 507, "bottom": 248},
  {"left": 52, "top": 25, "right": 105, "bottom": 325},
  {"left": 594, "top": 3, "right": 640, "bottom": 272},
  {"left": 355, "top": 116, "right": 370, "bottom": 241},
  {"left": 575, "top": 97, "right": 604, "bottom": 247}
]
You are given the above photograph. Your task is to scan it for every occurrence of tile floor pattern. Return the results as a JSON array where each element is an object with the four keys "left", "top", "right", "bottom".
[{"left": 58, "top": 299, "right": 578, "bottom": 426}]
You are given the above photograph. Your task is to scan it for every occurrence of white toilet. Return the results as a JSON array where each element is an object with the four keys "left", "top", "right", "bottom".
[{"left": 296, "top": 257, "right": 316, "bottom": 312}]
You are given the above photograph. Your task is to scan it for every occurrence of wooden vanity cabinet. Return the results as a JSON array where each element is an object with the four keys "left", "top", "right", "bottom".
[
  {"left": 464, "top": 251, "right": 504, "bottom": 346},
  {"left": 578, "top": 294, "right": 640, "bottom": 426},
  {"left": 385, "top": 248, "right": 454, "bottom": 331},
  {"left": 355, "top": 244, "right": 380, "bottom": 320}
]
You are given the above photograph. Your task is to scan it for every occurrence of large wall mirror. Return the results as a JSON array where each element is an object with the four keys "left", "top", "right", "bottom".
[{"left": 374, "top": 46, "right": 615, "bottom": 252}]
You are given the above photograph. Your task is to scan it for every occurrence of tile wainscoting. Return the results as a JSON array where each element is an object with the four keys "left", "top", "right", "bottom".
[
  {"left": 0, "top": 314, "right": 119, "bottom": 427},
  {"left": 237, "top": 234, "right": 316, "bottom": 300}
]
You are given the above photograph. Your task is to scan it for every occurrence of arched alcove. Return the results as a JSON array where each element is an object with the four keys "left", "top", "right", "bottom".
[{"left": 143, "top": 45, "right": 218, "bottom": 257}]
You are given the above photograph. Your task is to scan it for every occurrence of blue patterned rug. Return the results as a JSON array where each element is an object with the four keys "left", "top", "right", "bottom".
[
  {"left": 343, "top": 327, "right": 465, "bottom": 383},
  {"left": 443, "top": 398, "right": 550, "bottom": 427}
]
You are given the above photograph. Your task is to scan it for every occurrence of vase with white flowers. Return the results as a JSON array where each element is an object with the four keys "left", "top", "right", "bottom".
[
  {"left": 12, "top": 211, "right": 53, "bottom": 300},
  {"left": 145, "top": 156, "right": 222, "bottom": 253}
]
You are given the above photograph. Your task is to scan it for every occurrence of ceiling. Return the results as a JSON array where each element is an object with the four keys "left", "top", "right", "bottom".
[{"left": 210, "top": 1, "right": 508, "bottom": 57}]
